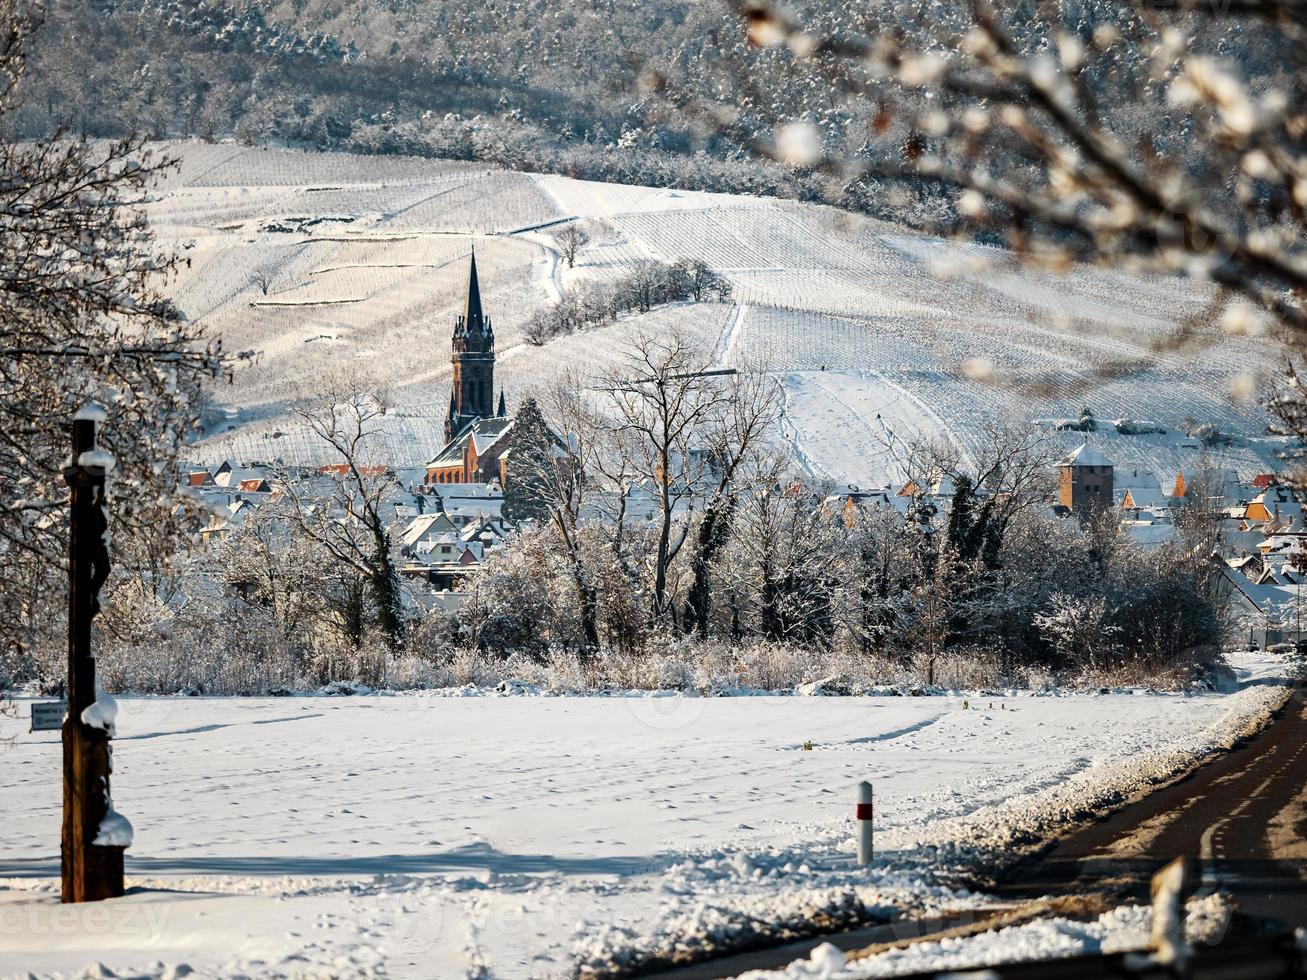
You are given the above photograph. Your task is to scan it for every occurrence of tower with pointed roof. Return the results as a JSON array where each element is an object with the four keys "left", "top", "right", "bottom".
[
  {"left": 1058, "top": 439, "right": 1114, "bottom": 516},
  {"left": 445, "top": 250, "right": 498, "bottom": 442}
]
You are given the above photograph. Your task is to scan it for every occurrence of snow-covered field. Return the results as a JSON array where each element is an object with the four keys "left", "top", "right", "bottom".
[
  {"left": 0, "top": 655, "right": 1290, "bottom": 979},
  {"left": 145, "top": 142, "right": 1286, "bottom": 482}
]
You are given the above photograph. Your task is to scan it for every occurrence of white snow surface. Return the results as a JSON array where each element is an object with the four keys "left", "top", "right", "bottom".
[
  {"left": 0, "top": 654, "right": 1290, "bottom": 979},
  {"left": 140, "top": 142, "right": 1286, "bottom": 481},
  {"left": 72, "top": 403, "right": 107, "bottom": 423}
]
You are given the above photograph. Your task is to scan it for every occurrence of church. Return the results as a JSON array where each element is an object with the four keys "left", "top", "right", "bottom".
[{"left": 424, "top": 251, "right": 514, "bottom": 486}]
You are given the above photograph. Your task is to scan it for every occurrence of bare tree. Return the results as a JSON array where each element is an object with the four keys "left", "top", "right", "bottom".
[
  {"left": 211, "top": 493, "right": 323, "bottom": 648},
  {"left": 839, "top": 497, "right": 911, "bottom": 655},
  {"left": 553, "top": 222, "right": 589, "bottom": 268},
  {"left": 720, "top": 1, "right": 1305, "bottom": 331},
  {"left": 726, "top": 477, "right": 841, "bottom": 645},
  {"left": 0, "top": 9, "right": 221, "bottom": 663},
  {"left": 595, "top": 332, "right": 731, "bottom": 621},
  {"left": 683, "top": 364, "right": 782, "bottom": 633},
  {"left": 676, "top": 258, "right": 733, "bottom": 303},
  {"left": 935, "top": 424, "right": 1060, "bottom": 562},
  {"left": 282, "top": 379, "right": 406, "bottom": 648}
]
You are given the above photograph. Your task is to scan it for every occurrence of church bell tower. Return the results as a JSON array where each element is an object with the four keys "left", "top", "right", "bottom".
[{"left": 445, "top": 249, "right": 496, "bottom": 442}]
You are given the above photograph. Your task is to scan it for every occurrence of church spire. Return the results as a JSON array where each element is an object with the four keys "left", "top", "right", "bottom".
[
  {"left": 497, "top": 389, "right": 507, "bottom": 418},
  {"left": 444, "top": 250, "right": 499, "bottom": 444},
  {"left": 464, "top": 246, "right": 485, "bottom": 333}
]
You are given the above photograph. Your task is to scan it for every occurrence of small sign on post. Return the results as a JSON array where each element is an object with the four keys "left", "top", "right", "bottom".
[
  {"left": 30, "top": 701, "right": 67, "bottom": 733},
  {"left": 856, "top": 780, "right": 874, "bottom": 866}
]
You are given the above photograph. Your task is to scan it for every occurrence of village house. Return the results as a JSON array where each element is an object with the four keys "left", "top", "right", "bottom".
[
  {"left": 1244, "top": 484, "right": 1303, "bottom": 530},
  {"left": 397, "top": 506, "right": 509, "bottom": 589}
]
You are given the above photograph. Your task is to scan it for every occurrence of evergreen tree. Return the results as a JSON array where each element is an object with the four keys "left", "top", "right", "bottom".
[
  {"left": 945, "top": 476, "right": 976, "bottom": 561},
  {"left": 501, "top": 396, "right": 555, "bottom": 526}
]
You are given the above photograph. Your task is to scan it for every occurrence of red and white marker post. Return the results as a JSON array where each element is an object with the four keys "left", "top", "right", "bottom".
[{"left": 856, "top": 780, "right": 874, "bottom": 866}]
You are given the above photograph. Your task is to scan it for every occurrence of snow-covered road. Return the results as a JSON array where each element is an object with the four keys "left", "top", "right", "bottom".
[{"left": 0, "top": 655, "right": 1291, "bottom": 978}]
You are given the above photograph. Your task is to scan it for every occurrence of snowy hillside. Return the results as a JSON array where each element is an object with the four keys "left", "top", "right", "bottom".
[{"left": 150, "top": 142, "right": 1286, "bottom": 482}]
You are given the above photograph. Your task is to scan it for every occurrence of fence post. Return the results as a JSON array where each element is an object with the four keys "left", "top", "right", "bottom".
[
  {"left": 857, "top": 780, "right": 874, "bottom": 866},
  {"left": 61, "top": 408, "right": 125, "bottom": 903}
]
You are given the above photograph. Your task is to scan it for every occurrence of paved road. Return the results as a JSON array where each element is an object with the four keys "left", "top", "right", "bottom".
[{"left": 1000, "top": 680, "right": 1307, "bottom": 928}]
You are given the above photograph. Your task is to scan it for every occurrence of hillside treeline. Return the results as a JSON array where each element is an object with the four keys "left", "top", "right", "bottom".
[
  {"left": 16, "top": 1, "right": 1285, "bottom": 231},
  {"left": 525, "top": 258, "right": 732, "bottom": 345}
]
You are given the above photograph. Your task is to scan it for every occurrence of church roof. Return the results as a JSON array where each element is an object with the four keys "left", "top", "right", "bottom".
[
  {"left": 1063, "top": 441, "right": 1112, "bottom": 468},
  {"left": 470, "top": 416, "right": 513, "bottom": 453},
  {"left": 426, "top": 416, "right": 514, "bottom": 468}
]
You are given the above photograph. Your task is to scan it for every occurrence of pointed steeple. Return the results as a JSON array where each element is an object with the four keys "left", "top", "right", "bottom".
[
  {"left": 497, "top": 389, "right": 507, "bottom": 418},
  {"left": 464, "top": 246, "right": 485, "bottom": 333},
  {"left": 444, "top": 248, "right": 498, "bottom": 445}
]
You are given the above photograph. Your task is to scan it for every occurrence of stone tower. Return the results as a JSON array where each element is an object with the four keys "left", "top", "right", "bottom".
[
  {"left": 1058, "top": 440, "right": 1114, "bottom": 516},
  {"left": 445, "top": 250, "right": 496, "bottom": 442}
]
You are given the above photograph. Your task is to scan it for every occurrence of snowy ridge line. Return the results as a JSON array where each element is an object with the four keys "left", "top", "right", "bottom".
[{"left": 572, "top": 678, "right": 1295, "bottom": 978}]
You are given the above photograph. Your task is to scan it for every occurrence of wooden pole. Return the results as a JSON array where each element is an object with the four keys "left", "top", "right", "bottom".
[{"left": 61, "top": 413, "right": 124, "bottom": 903}]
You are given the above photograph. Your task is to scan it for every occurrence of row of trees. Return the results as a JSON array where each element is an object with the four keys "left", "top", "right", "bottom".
[
  {"left": 3, "top": 329, "right": 1228, "bottom": 695},
  {"left": 476, "top": 333, "right": 1227, "bottom": 681},
  {"left": 524, "top": 257, "right": 732, "bottom": 345}
]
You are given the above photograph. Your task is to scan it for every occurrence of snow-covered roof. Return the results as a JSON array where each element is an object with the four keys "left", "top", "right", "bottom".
[
  {"left": 1119, "top": 487, "right": 1169, "bottom": 509},
  {"left": 1121, "top": 519, "right": 1175, "bottom": 547},
  {"left": 401, "top": 513, "right": 459, "bottom": 547},
  {"left": 1062, "top": 441, "right": 1113, "bottom": 468},
  {"left": 426, "top": 417, "right": 514, "bottom": 468},
  {"left": 471, "top": 418, "right": 513, "bottom": 454},
  {"left": 1114, "top": 468, "right": 1161, "bottom": 491}
]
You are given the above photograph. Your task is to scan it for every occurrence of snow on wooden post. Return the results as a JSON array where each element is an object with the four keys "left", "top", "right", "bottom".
[
  {"left": 856, "top": 780, "right": 874, "bottom": 866},
  {"left": 61, "top": 405, "right": 126, "bottom": 903}
]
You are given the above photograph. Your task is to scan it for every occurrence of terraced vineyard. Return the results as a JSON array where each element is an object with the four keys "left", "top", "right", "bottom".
[{"left": 151, "top": 142, "right": 1286, "bottom": 482}]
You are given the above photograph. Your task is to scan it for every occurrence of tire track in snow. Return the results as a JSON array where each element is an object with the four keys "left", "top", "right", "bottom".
[
  {"left": 510, "top": 229, "right": 565, "bottom": 304},
  {"left": 778, "top": 715, "right": 944, "bottom": 751},
  {"left": 714, "top": 303, "right": 749, "bottom": 368},
  {"left": 850, "top": 367, "right": 978, "bottom": 474},
  {"left": 778, "top": 380, "right": 823, "bottom": 481}
]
